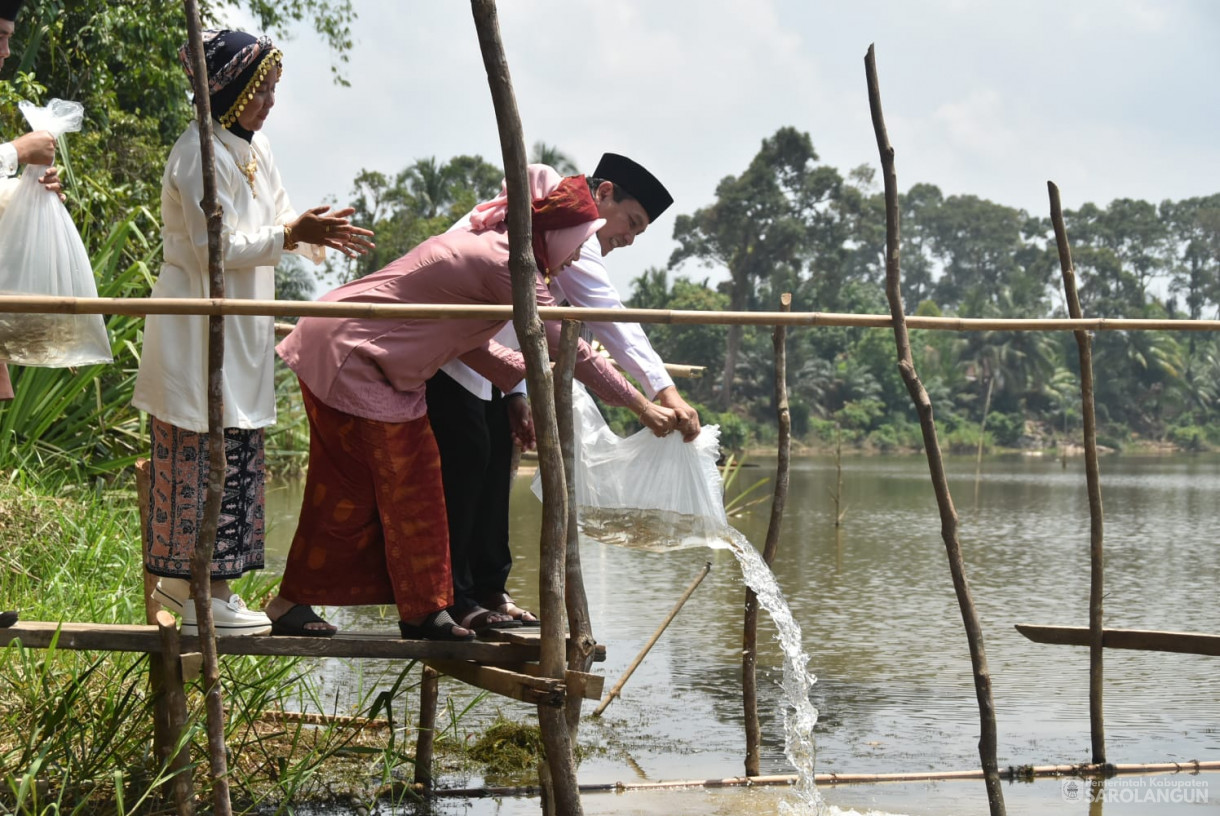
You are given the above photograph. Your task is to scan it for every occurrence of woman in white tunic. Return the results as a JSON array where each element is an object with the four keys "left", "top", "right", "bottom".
[{"left": 133, "top": 30, "right": 372, "bottom": 635}]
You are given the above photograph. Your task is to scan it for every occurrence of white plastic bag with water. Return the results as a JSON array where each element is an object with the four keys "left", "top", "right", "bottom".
[
  {"left": 532, "top": 384, "right": 731, "bottom": 550},
  {"left": 0, "top": 99, "right": 111, "bottom": 367}
]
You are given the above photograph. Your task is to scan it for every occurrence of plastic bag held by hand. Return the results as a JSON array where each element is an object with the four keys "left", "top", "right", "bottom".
[
  {"left": 0, "top": 99, "right": 111, "bottom": 367},
  {"left": 533, "top": 384, "right": 730, "bottom": 551}
]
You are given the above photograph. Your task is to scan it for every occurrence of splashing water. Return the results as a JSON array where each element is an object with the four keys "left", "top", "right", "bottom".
[
  {"left": 578, "top": 511, "right": 824, "bottom": 811},
  {"left": 711, "top": 527, "right": 824, "bottom": 815},
  {"left": 549, "top": 386, "right": 826, "bottom": 811}
]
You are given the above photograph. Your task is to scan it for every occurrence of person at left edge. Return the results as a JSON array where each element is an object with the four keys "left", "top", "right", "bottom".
[
  {"left": 0, "top": 0, "right": 65, "bottom": 629},
  {"left": 0, "top": 0, "right": 65, "bottom": 404},
  {"left": 131, "top": 29, "right": 374, "bottom": 637}
]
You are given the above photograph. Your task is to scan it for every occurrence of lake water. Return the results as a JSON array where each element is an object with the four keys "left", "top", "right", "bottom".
[{"left": 265, "top": 453, "right": 1220, "bottom": 815}]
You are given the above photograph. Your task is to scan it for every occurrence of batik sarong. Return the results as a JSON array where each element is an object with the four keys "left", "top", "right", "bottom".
[
  {"left": 279, "top": 381, "right": 451, "bottom": 621},
  {"left": 144, "top": 417, "right": 265, "bottom": 579}
]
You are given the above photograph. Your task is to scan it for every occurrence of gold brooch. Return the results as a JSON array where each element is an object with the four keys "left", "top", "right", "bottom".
[{"left": 238, "top": 154, "right": 258, "bottom": 198}]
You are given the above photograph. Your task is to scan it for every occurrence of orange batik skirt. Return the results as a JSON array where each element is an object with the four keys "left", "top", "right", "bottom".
[{"left": 280, "top": 381, "right": 452, "bottom": 622}]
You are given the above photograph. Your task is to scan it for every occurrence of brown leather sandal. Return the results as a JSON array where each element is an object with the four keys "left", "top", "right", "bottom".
[
  {"left": 457, "top": 605, "right": 522, "bottom": 633},
  {"left": 482, "top": 592, "right": 540, "bottom": 626}
]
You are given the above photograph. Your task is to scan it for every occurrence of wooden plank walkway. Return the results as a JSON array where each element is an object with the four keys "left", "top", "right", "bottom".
[
  {"left": 1015, "top": 624, "right": 1220, "bottom": 656},
  {"left": 0, "top": 620, "right": 603, "bottom": 664}
]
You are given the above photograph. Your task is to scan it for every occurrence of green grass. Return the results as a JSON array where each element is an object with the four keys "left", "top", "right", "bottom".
[{"left": 0, "top": 479, "right": 478, "bottom": 814}]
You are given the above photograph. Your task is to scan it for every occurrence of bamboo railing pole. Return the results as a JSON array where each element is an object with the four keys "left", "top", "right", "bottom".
[
  {"left": 555, "top": 321, "right": 596, "bottom": 740},
  {"left": 469, "top": 3, "right": 580, "bottom": 814},
  {"left": 865, "top": 44, "right": 1006, "bottom": 816},
  {"left": 181, "top": 3, "right": 231, "bottom": 813},
  {"left": 743, "top": 292, "right": 793, "bottom": 776},
  {"left": 592, "top": 561, "right": 711, "bottom": 717},
  {"left": 1049, "top": 181, "right": 1107, "bottom": 764},
  {"left": 9, "top": 292, "right": 1220, "bottom": 333}
]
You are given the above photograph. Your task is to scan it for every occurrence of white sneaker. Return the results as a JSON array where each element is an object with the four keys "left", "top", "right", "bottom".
[
  {"left": 181, "top": 593, "right": 272, "bottom": 637},
  {"left": 151, "top": 577, "right": 192, "bottom": 615}
]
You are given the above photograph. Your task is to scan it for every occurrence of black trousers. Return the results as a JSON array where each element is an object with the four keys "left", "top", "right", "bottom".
[{"left": 425, "top": 370, "right": 514, "bottom": 613}]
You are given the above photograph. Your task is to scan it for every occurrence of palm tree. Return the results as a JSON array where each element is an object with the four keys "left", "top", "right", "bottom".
[
  {"left": 402, "top": 157, "right": 455, "bottom": 219},
  {"left": 530, "top": 141, "right": 578, "bottom": 175}
]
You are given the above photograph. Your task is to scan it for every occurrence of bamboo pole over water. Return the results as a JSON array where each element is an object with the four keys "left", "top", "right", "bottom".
[
  {"left": 743, "top": 292, "right": 793, "bottom": 776},
  {"left": 1049, "top": 181, "right": 1107, "bottom": 764},
  {"left": 865, "top": 44, "right": 1006, "bottom": 816},
  {"left": 427, "top": 761, "right": 1220, "bottom": 799},
  {"left": 591, "top": 561, "right": 711, "bottom": 718},
  {"left": 180, "top": 4, "right": 231, "bottom": 813},
  {"left": 469, "top": 2, "right": 581, "bottom": 814}
]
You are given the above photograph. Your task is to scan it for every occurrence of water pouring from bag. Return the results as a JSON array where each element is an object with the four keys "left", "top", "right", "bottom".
[{"left": 533, "top": 384, "right": 823, "bottom": 812}]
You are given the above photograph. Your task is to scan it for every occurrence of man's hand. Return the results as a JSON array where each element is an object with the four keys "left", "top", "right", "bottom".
[
  {"left": 38, "top": 166, "right": 64, "bottom": 201},
  {"left": 12, "top": 131, "right": 55, "bottom": 166},
  {"left": 656, "top": 385, "right": 701, "bottom": 442},
  {"left": 506, "top": 394, "right": 536, "bottom": 451},
  {"left": 637, "top": 400, "right": 678, "bottom": 438}
]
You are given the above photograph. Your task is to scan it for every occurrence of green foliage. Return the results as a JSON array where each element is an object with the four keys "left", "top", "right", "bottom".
[
  {"left": 942, "top": 424, "right": 990, "bottom": 455},
  {"left": 1166, "top": 424, "right": 1207, "bottom": 452},
  {"left": 628, "top": 269, "right": 729, "bottom": 404},
  {"left": 986, "top": 411, "right": 1025, "bottom": 448},
  {"left": 833, "top": 398, "right": 884, "bottom": 434},
  {"left": 339, "top": 154, "right": 504, "bottom": 282},
  {"left": 714, "top": 409, "right": 750, "bottom": 452}
]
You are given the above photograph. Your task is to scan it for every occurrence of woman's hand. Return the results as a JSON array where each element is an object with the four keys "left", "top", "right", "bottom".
[{"left": 289, "top": 206, "right": 376, "bottom": 258}]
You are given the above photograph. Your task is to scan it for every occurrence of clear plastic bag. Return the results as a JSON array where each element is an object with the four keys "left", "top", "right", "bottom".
[
  {"left": 532, "top": 384, "right": 731, "bottom": 551},
  {"left": 0, "top": 99, "right": 111, "bottom": 367}
]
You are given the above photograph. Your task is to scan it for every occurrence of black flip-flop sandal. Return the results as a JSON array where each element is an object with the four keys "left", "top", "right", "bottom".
[
  {"left": 399, "top": 610, "right": 475, "bottom": 641},
  {"left": 0, "top": 610, "right": 17, "bottom": 628},
  {"left": 270, "top": 604, "right": 336, "bottom": 637}
]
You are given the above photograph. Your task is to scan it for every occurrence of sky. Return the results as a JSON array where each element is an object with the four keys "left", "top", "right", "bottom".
[{"left": 234, "top": 0, "right": 1220, "bottom": 296}]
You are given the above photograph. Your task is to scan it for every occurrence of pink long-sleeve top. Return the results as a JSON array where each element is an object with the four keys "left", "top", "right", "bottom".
[{"left": 277, "top": 225, "right": 638, "bottom": 423}]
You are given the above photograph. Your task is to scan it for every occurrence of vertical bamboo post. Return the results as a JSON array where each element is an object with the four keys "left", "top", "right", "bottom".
[
  {"left": 555, "top": 320, "right": 596, "bottom": 739},
  {"left": 743, "top": 292, "right": 792, "bottom": 776},
  {"left": 181, "top": 4, "right": 232, "bottom": 812},
  {"left": 832, "top": 423, "right": 845, "bottom": 527},
  {"left": 414, "top": 666, "right": 440, "bottom": 788},
  {"left": 865, "top": 44, "right": 1006, "bottom": 816},
  {"left": 469, "top": 3, "right": 581, "bottom": 814},
  {"left": 154, "top": 611, "right": 195, "bottom": 815},
  {"left": 974, "top": 375, "right": 995, "bottom": 504},
  {"left": 140, "top": 460, "right": 194, "bottom": 813},
  {"left": 1048, "top": 181, "right": 1106, "bottom": 764}
]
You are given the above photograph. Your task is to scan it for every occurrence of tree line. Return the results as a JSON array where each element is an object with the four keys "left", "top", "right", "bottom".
[{"left": 336, "top": 127, "right": 1220, "bottom": 453}]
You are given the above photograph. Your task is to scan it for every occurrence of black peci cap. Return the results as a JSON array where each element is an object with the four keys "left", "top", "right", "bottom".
[
  {"left": 592, "top": 152, "right": 673, "bottom": 223},
  {"left": 0, "top": 0, "right": 24, "bottom": 21}
]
